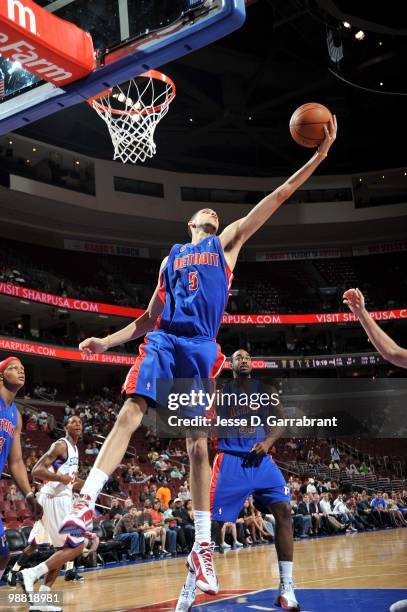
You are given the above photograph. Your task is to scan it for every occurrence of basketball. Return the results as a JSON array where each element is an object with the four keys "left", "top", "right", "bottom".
[{"left": 289, "top": 102, "right": 333, "bottom": 148}]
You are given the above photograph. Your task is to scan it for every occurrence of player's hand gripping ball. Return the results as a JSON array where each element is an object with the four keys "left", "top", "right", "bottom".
[{"left": 290, "top": 102, "right": 334, "bottom": 148}]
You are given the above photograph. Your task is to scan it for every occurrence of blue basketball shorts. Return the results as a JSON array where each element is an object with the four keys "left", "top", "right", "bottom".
[
  {"left": 210, "top": 452, "right": 290, "bottom": 522},
  {"left": 0, "top": 518, "right": 9, "bottom": 558},
  {"left": 122, "top": 329, "right": 225, "bottom": 413}
]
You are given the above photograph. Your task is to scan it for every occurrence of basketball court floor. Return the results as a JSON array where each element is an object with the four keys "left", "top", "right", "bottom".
[{"left": 2, "top": 528, "right": 406, "bottom": 612}]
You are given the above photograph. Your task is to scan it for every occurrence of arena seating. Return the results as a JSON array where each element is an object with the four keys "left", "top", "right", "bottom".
[{"left": 2, "top": 237, "right": 407, "bottom": 314}]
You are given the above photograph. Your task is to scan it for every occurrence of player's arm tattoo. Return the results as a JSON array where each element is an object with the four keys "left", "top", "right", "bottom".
[{"left": 31, "top": 440, "right": 68, "bottom": 483}]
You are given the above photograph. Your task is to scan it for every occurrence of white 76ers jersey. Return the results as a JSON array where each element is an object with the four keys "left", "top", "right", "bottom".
[{"left": 40, "top": 437, "right": 79, "bottom": 497}]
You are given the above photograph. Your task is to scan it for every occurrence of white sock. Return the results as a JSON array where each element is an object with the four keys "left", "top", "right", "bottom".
[
  {"left": 65, "top": 561, "right": 74, "bottom": 571},
  {"left": 185, "top": 570, "right": 196, "bottom": 590},
  {"left": 80, "top": 468, "right": 109, "bottom": 509},
  {"left": 194, "top": 511, "right": 211, "bottom": 544},
  {"left": 278, "top": 561, "right": 293, "bottom": 585},
  {"left": 30, "top": 562, "right": 49, "bottom": 580},
  {"left": 39, "top": 584, "right": 51, "bottom": 593}
]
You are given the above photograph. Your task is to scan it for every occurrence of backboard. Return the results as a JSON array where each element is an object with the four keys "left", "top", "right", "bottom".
[{"left": 0, "top": 0, "right": 245, "bottom": 134}]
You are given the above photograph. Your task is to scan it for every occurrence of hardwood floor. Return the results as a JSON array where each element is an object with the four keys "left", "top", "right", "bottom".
[{"left": 2, "top": 529, "right": 407, "bottom": 611}]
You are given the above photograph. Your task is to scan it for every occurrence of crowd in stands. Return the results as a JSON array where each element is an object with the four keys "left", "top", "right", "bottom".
[
  {"left": 3, "top": 380, "right": 407, "bottom": 568},
  {"left": 1, "top": 239, "right": 140, "bottom": 308},
  {"left": 64, "top": 390, "right": 122, "bottom": 439},
  {"left": 2, "top": 238, "right": 407, "bottom": 317},
  {"left": 20, "top": 407, "right": 54, "bottom": 434},
  {"left": 94, "top": 480, "right": 407, "bottom": 560},
  {"left": 2, "top": 238, "right": 406, "bottom": 365},
  {"left": 288, "top": 484, "right": 407, "bottom": 537},
  {"left": 105, "top": 484, "right": 196, "bottom": 558},
  {"left": 278, "top": 438, "right": 407, "bottom": 483},
  {"left": 2, "top": 415, "right": 407, "bottom": 571}
]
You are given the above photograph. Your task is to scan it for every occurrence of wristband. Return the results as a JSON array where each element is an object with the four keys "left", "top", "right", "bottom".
[
  {"left": 25, "top": 492, "right": 34, "bottom": 500},
  {"left": 317, "top": 149, "right": 328, "bottom": 158}
]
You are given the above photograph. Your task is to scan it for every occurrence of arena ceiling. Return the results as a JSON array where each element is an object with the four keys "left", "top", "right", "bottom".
[{"left": 15, "top": 0, "right": 407, "bottom": 176}]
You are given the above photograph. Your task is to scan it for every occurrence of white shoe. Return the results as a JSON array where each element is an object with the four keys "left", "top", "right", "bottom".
[
  {"left": 274, "top": 581, "right": 300, "bottom": 611},
  {"left": 175, "top": 584, "right": 196, "bottom": 611},
  {"left": 187, "top": 541, "right": 219, "bottom": 595},
  {"left": 59, "top": 494, "right": 93, "bottom": 537},
  {"left": 234, "top": 541, "right": 244, "bottom": 548},
  {"left": 221, "top": 542, "right": 231, "bottom": 550},
  {"left": 18, "top": 568, "right": 37, "bottom": 594}
]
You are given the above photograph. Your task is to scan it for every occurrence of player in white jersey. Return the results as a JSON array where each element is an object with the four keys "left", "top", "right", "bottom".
[{"left": 17, "top": 416, "right": 85, "bottom": 611}]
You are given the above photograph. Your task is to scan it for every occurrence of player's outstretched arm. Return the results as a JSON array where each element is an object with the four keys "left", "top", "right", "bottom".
[
  {"left": 8, "top": 413, "right": 43, "bottom": 518},
  {"left": 31, "top": 441, "right": 71, "bottom": 484},
  {"left": 343, "top": 288, "right": 407, "bottom": 368},
  {"left": 79, "top": 257, "right": 168, "bottom": 355},
  {"left": 220, "top": 117, "right": 337, "bottom": 264}
]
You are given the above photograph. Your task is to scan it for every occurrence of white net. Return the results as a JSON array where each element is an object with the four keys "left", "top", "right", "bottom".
[{"left": 88, "top": 70, "right": 176, "bottom": 164}]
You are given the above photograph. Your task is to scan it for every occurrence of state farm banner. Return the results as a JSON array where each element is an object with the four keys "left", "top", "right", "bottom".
[
  {"left": 1, "top": 282, "right": 407, "bottom": 325},
  {"left": 0, "top": 337, "right": 135, "bottom": 365},
  {"left": 352, "top": 241, "right": 407, "bottom": 256},
  {"left": 64, "top": 239, "right": 149, "bottom": 259},
  {"left": 0, "top": 0, "right": 94, "bottom": 86},
  {"left": 256, "top": 248, "right": 341, "bottom": 261}
]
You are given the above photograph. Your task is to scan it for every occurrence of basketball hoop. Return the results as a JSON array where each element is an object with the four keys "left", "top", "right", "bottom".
[{"left": 87, "top": 70, "right": 176, "bottom": 164}]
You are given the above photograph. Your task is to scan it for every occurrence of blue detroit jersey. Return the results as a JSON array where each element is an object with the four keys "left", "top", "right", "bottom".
[
  {"left": 0, "top": 396, "right": 18, "bottom": 475},
  {"left": 157, "top": 235, "right": 232, "bottom": 339},
  {"left": 215, "top": 379, "right": 270, "bottom": 454}
]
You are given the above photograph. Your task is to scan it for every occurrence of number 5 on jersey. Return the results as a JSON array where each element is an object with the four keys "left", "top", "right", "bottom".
[{"left": 188, "top": 271, "right": 199, "bottom": 291}]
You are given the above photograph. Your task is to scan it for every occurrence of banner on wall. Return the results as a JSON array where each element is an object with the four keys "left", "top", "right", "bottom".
[
  {"left": 220, "top": 310, "right": 407, "bottom": 325},
  {"left": 256, "top": 240, "right": 407, "bottom": 262},
  {"left": 352, "top": 241, "right": 407, "bottom": 256},
  {"left": 0, "top": 337, "right": 134, "bottom": 365},
  {"left": 0, "top": 282, "right": 144, "bottom": 318},
  {"left": 0, "top": 337, "right": 383, "bottom": 370},
  {"left": 1, "top": 282, "right": 407, "bottom": 325},
  {"left": 256, "top": 248, "right": 342, "bottom": 261},
  {"left": 64, "top": 239, "right": 149, "bottom": 259}
]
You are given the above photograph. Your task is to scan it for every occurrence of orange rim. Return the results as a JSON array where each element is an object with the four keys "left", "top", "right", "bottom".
[{"left": 86, "top": 70, "right": 176, "bottom": 116}]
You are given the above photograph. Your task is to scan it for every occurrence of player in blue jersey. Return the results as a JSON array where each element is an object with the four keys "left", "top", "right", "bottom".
[
  {"left": 176, "top": 349, "right": 298, "bottom": 611},
  {"left": 60, "top": 117, "right": 337, "bottom": 595},
  {"left": 0, "top": 356, "right": 43, "bottom": 581}
]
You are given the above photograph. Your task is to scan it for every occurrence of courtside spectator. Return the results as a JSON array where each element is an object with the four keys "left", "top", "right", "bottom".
[
  {"left": 319, "top": 493, "right": 346, "bottom": 533},
  {"left": 156, "top": 484, "right": 171, "bottom": 509},
  {"left": 113, "top": 506, "right": 146, "bottom": 560},
  {"left": 109, "top": 498, "right": 125, "bottom": 521},
  {"left": 172, "top": 498, "right": 195, "bottom": 550}
]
